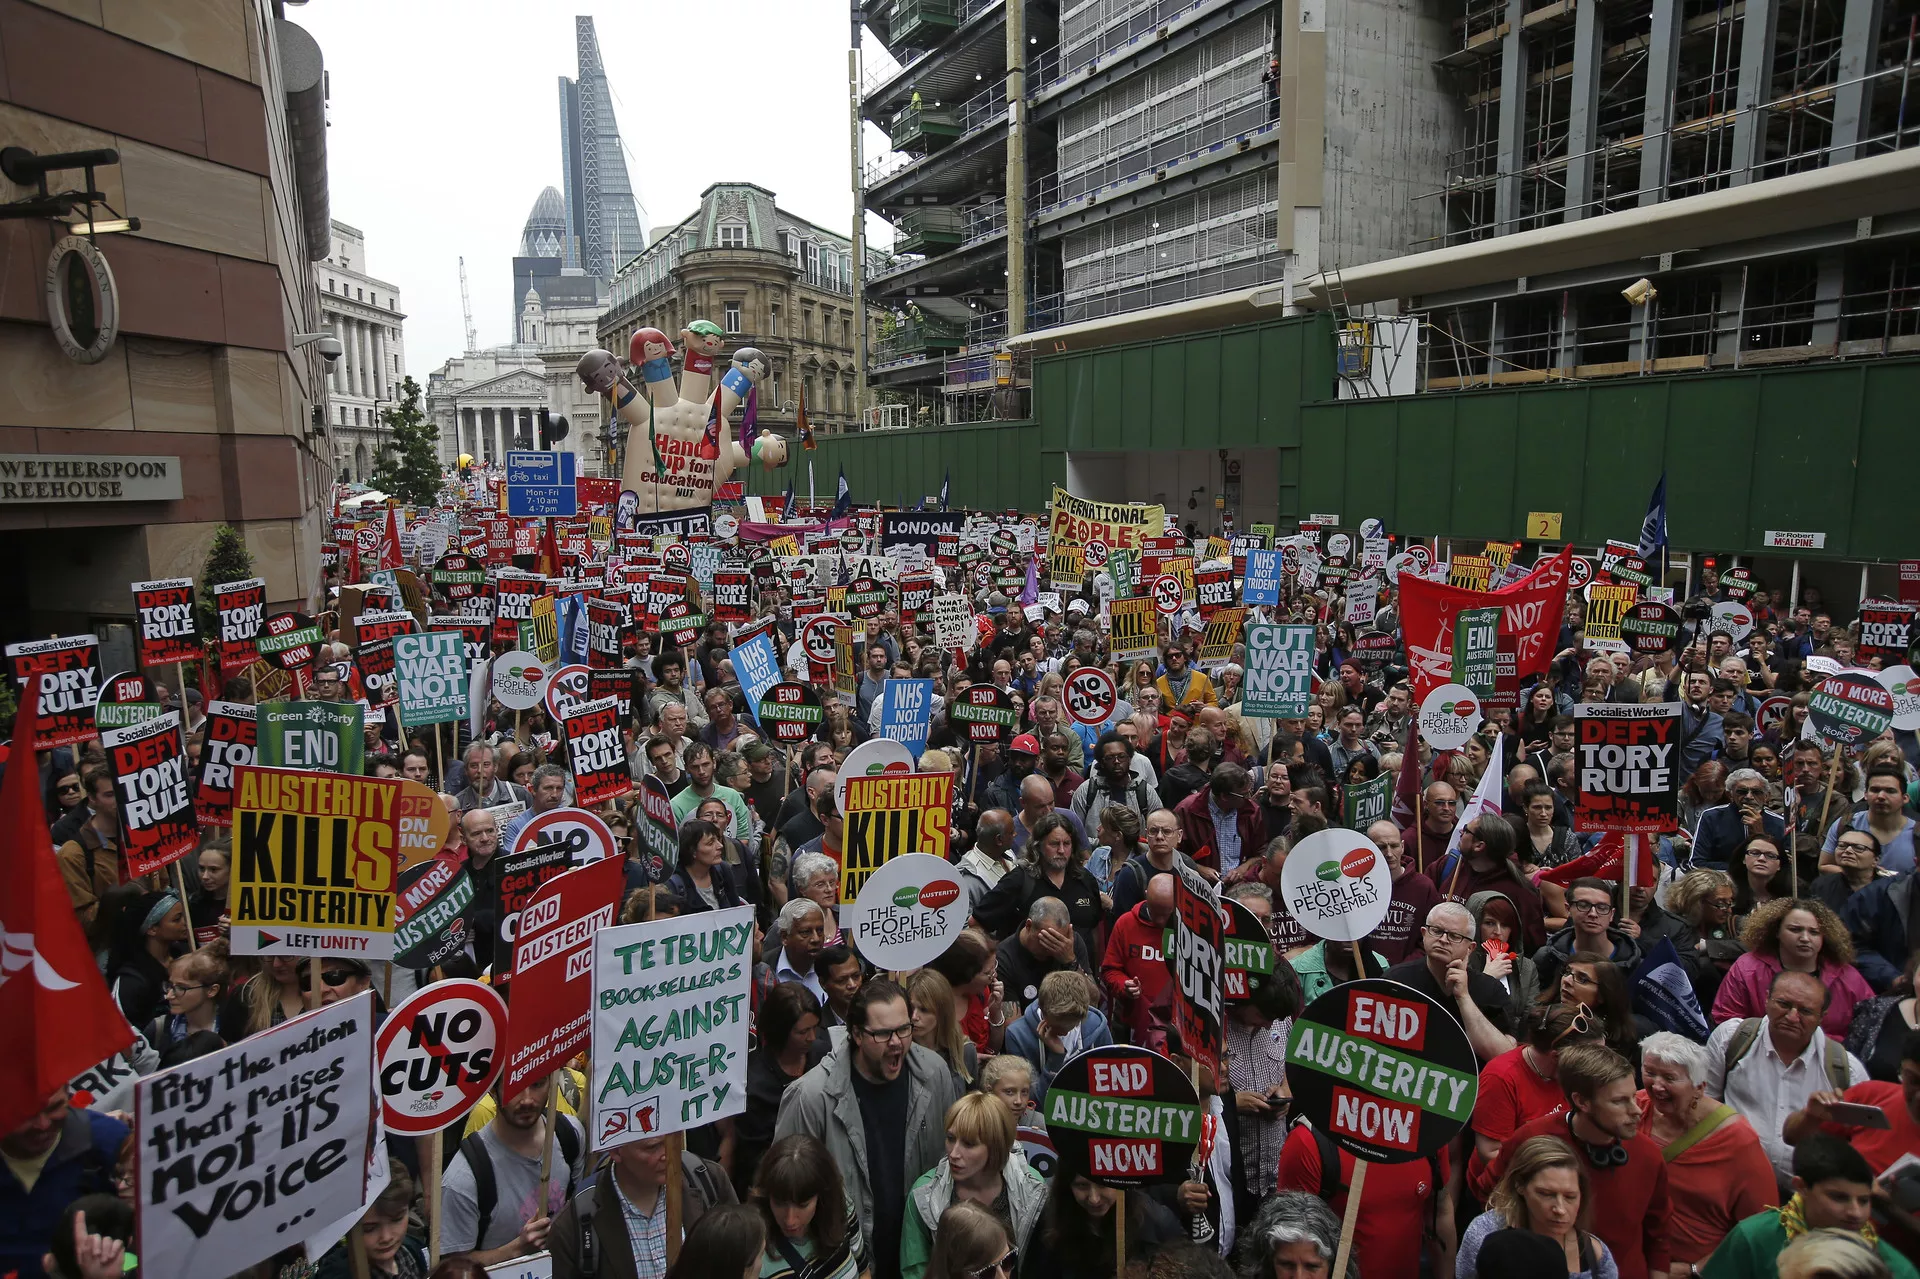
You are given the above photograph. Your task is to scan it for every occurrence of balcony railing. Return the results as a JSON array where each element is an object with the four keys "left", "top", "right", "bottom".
[
  {"left": 891, "top": 0, "right": 961, "bottom": 48},
  {"left": 875, "top": 314, "right": 970, "bottom": 363},
  {"left": 889, "top": 105, "right": 963, "bottom": 155}
]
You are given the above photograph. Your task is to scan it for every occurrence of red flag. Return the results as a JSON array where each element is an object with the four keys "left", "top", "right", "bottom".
[
  {"left": 1391, "top": 711, "right": 1421, "bottom": 829},
  {"left": 536, "top": 518, "right": 562, "bottom": 579},
  {"left": 377, "top": 504, "right": 403, "bottom": 571},
  {"left": 0, "top": 674, "right": 134, "bottom": 1133},
  {"left": 1398, "top": 545, "right": 1573, "bottom": 703},
  {"left": 1536, "top": 831, "right": 1657, "bottom": 887}
]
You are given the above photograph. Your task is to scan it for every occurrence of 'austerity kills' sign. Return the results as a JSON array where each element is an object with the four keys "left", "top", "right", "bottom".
[
  {"left": 228, "top": 766, "right": 402, "bottom": 958},
  {"left": 841, "top": 772, "right": 954, "bottom": 902},
  {"left": 1573, "top": 702, "right": 1682, "bottom": 834}
]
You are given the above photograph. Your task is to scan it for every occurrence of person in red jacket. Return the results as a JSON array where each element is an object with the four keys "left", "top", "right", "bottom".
[
  {"left": 1489, "top": 1041, "right": 1674, "bottom": 1279},
  {"left": 1101, "top": 872, "right": 1175, "bottom": 1046},
  {"left": 1174, "top": 763, "right": 1267, "bottom": 877}
]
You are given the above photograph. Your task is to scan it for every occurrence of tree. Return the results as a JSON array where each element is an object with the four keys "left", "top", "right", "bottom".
[
  {"left": 371, "top": 376, "right": 441, "bottom": 506},
  {"left": 197, "top": 523, "right": 255, "bottom": 639}
]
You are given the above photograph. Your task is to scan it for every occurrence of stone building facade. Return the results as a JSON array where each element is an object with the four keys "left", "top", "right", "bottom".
[
  {"left": 318, "top": 220, "right": 406, "bottom": 483},
  {"left": 0, "top": 0, "right": 335, "bottom": 650}
]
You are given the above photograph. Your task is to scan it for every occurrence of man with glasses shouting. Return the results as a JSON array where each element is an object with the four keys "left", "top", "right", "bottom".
[
  {"left": 776, "top": 979, "right": 963, "bottom": 1279},
  {"left": 1384, "top": 901, "right": 1517, "bottom": 1062},
  {"left": 1690, "top": 768, "right": 1786, "bottom": 872}
]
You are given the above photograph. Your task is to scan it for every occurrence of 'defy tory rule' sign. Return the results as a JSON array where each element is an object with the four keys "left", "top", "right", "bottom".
[{"left": 1573, "top": 702, "right": 1682, "bottom": 834}]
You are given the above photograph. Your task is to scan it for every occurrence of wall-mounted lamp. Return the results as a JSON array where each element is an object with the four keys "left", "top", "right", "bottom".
[{"left": 0, "top": 146, "right": 139, "bottom": 240}]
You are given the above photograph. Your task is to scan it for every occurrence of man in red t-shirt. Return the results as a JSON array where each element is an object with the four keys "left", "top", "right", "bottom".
[
  {"left": 1100, "top": 873, "right": 1174, "bottom": 1043},
  {"left": 1466, "top": 1002, "right": 1600, "bottom": 1205},
  {"left": 1489, "top": 1043, "right": 1673, "bottom": 1279},
  {"left": 1277, "top": 1122, "right": 1452, "bottom": 1279},
  {"left": 1782, "top": 1033, "right": 1920, "bottom": 1175}
]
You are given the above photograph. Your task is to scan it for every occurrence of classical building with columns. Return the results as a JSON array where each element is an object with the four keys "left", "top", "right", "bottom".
[
  {"left": 597, "top": 183, "right": 881, "bottom": 437},
  {"left": 319, "top": 221, "right": 407, "bottom": 483},
  {"left": 423, "top": 347, "right": 551, "bottom": 470}
]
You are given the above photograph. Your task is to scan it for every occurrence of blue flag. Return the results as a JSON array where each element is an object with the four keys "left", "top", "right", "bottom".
[
  {"left": 830, "top": 468, "right": 852, "bottom": 521},
  {"left": 1636, "top": 472, "right": 1668, "bottom": 558},
  {"left": 880, "top": 678, "right": 934, "bottom": 754},
  {"left": 939, "top": 468, "right": 950, "bottom": 511},
  {"left": 780, "top": 476, "right": 794, "bottom": 520},
  {"left": 730, "top": 632, "right": 783, "bottom": 726},
  {"left": 1631, "top": 936, "right": 1710, "bottom": 1040}
]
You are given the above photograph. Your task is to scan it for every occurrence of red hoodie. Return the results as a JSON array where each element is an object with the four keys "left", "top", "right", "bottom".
[{"left": 1101, "top": 902, "right": 1171, "bottom": 1040}]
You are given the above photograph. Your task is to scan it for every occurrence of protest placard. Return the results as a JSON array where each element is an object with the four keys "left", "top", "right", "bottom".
[
  {"left": 1451, "top": 606, "right": 1499, "bottom": 698},
  {"left": 392, "top": 848, "right": 476, "bottom": 968},
  {"left": 949, "top": 685, "right": 1016, "bottom": 746},
  {"left": 1809, "top": 673, "right": 1894, "bottom": 749},
  {"left": 132, "top": 577, "right": 199, "bottom": 667},
  {"left": 1285, "top": 978, "right": 1476, "bottom": 1162},
  {"left": 928, "top": 594, "right": 973, "bottom": 650},
  {"left": 1879, "top": 665, "right": 1920, "bottom": 734},
  {"left": 1169, "top": 862, "right": 1225, "bottom": 1079},
  {"left": 135, "top": 992, "right": 376, "bottom": 1279},
  {"left": 879, "top": 678, "right": 935, "bottom": 754},
  {"left": 1343, "top": 772, "right": 1393, "bottom": 830},
  {"left": 1108, "top": 596, "right": 1158, "bottom": 664},
  {"left": 6, "top": 634, "right": 101, "bottom": 748},
  {"left": 845, "top": 853, "right": 968, "bottom": 970},
  {"left": 1621, "top": 601, "right": 1683, "bottom": 655},
  {"left": 1044, "top": 1045, "right": 1201, "bottom": 1186},
  {"left": 194, "top": 700, "right": 257, "bottom": 827},
  {"left": 258, "top": 611, "right": 324, "bottom": 674},
  {"left": 376, "top": 979, "right": 508, "bottom": 1135},
  {"left": 1573, "top": 703, "right": 1682, "bottom": 835},
  {"left": 501, "top": 855, "right": 622, "bottom": 1095},
  {"left": 1064, "top": 666, "right": 1118, "bottom": 727},
  {"left": 214, "top": 578, "right": 266, "bottom": 673},
  {"left": 589, "top": 906, "right": 754, "bottom": 1148},
  {"left": 95, "top": 671, "right": 162, "bottom": 733},
  {"left": 498, "top": 807, "right": 617, "bottom": 959},
  {"left": 1859, "top": 601, "right": 1917, "bottom": 661},
  {"left": 228, "top": 765, "right": 402, "bottom": 958},
  {"left": 393, "top": 632, "right": 469, "bottom": 725},
  {"left": 1280, "top": 828, "right": 1393, "bottom": 943},
  {"left": 562, "top": 695, "right": 632, "bottom": 806},
  {"left": 1583, "top": 582, "right": 1638, "bottom": 651},
  {"left": 1242, "top": 623, "right": 1315, "bottom": 718},
  {"left": 841, "top": 771, "right": 954, "bottom": 901},
  {"left": 1418, "top": 683, "right": 1482, "bottom": 749},
  {"left": 104, "top": 712, "right": 196, "bottom": 876},
  {"left": 256, "top": 700, "right": 365, "bottom": 775}
]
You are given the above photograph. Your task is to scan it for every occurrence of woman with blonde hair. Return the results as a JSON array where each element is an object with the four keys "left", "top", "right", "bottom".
[
  {"left": 901, "top": 1093, "right": 1045, "bottom": 1279},
  {"left": 1458, "top": 1135, "right": 1617, "bottom": 1278},
  {"left": 1712, "top": 897, "right": 1876, "bottom": 1040},
  {"left": 229, "top": 953, "right": 309, "bottom": 1038},
  {"left": 908, "top": 968, "right": 978, "bottom": 1087}
]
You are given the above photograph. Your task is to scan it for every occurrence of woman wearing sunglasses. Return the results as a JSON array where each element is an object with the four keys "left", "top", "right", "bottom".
[{"left": 924, "top": 1202, "right": 1015, "bottom": 1279}]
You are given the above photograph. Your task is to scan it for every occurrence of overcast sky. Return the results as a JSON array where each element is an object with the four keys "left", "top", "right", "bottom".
[{"left": 302, "top": 0, "right": 898, "bottom": 376}]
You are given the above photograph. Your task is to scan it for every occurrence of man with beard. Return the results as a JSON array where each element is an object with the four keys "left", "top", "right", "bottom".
[
  {"left": 1071, "top": 731, "right": 1163, "bottom": 833},
  {"left": 443, "top": 1072, "right": 587, "bottom": 1266}
]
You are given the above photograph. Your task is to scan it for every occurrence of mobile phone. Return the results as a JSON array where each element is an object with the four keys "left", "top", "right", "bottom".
[{"left": 1825, "top": 1101, "right": 1893, "bottom": 1129}]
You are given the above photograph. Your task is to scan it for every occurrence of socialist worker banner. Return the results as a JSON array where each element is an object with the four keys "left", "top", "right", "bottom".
[
  {"left": 131, "top": 578, "right": 200, "bottom": 667},
  {"left": 1573, "top": 702, "right": 1682, "bottom": 835},
  {"left": 1398, "top": 546, "right": 1573, "bottom": 704},
  {"left": 103, "top": 711, "right": 196, "bottom": 876},
  {"left": 194, "top": 701, "right": 257, "bottom": 826},
  {"left": 213, "top": 578, "right": 267, "bottom": 674},
  {"left": 228, "top": 765, "right": 402, "bottom": 958},
  {"left": 5, "top": 634, "right": 102, "bottom": 749},
  {"left": 562, "top": 695, "right": 632, "bottom": 806}
]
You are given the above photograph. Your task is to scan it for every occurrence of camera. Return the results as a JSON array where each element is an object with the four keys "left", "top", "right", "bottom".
[
  {"left": 1682, "top": 595, "right": 1714, "bottom": 622},
  {"left": 314, "top": 335, "right": 343, "bottom": 367}
]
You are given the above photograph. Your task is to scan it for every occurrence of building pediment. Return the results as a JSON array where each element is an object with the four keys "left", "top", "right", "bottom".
[{"left": 458, "top": 370, "right": 549, "bottom": 398}]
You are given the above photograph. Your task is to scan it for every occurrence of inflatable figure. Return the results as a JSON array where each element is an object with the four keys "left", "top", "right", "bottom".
[{"left": 575, "top": 323, "right": 787, "bottom": 535}]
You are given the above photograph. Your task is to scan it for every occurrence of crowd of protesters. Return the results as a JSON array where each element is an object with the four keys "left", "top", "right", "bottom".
[{"left": 6, "top": 535, "right": 1920, "bottom": 1279}]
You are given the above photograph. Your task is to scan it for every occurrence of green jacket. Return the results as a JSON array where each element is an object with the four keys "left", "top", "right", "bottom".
[
  {"left": 1291, "top": 941, "right": 1386, "bottom": 1006},
  {"left": 899, "top": 1154, "right": 1048, "bottom": 1279},
  {"left": 1701, "top": 1208, "right": 1919, "bottom": 1279}
]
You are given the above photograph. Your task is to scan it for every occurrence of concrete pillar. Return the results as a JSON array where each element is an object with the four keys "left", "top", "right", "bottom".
[
  {"left": 374, "top": 326, "right": 387, "bottom": 401},
  {"left": 1493, "top": 0, "right": 1530, "bottom": 232},
  {"left": 1811, "top": 249, "right": 1846, "bottom": 348},
  {"left": 1715, "top": 267, "right": 1748, "bottom": 365},
  {"left": 1730, "top": 0, "right": 1781, "bottom": 185},
  {"left": 1832, "top": 0, "right": 1886, "bottom": 164},
  {"left": 1554, "top": 291, "right": 1580, "bottom": 371},
  {"left": 1639, "top": 0, "right": 1685, "bottom": 205},
  {"left": 1565, "top": 0, "right": 1604, "bottom": 220}
]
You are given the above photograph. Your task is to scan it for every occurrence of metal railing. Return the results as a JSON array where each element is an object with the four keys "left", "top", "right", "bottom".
[
  {"left": 1032, "top": 245, "right": 1287, "bottom": 328},
  {"left": 863, "top": 80, "right": 1011, "bottom": 187}
]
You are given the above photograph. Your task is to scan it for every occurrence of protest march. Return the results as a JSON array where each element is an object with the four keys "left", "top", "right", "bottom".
[{"left": 8, "top": 377, "right": 1920, "bottom": 1279}]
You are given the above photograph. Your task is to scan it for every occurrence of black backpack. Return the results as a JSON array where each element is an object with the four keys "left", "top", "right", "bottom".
[{"left": 459, "top": 1114, "right": 583, "bottom": 1249}]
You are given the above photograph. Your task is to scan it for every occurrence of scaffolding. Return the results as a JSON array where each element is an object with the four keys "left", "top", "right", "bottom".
[{"left": 1419, "top": 0, "right": 1920, "bottom": 249}]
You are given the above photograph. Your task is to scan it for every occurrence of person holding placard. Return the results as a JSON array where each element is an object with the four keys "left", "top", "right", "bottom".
[
  {"left": 547, "top": 1132, "right": 738, "bottom": 1279},
  {"left": 441, "top": 1072, "right": 587, "bottom": 1266}
]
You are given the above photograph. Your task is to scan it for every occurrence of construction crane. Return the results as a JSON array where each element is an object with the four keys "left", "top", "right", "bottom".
[{"left": 458, "top": 256, "right": 477, "bottom": 354}]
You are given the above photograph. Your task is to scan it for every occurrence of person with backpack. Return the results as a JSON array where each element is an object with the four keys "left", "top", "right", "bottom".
[
  {"left": 547, "top": 1133, "right": 735, "bottom": 1279},
  {"left": 1070, "top": 732, "right": 1162, "bottom": 838},
  {"left": 1702, "top": 968, "right": 1867, "bottom": 1191},
  {"left": 1276, "top": 1110, "right": 1453, "bottom": 1279},
  {"left": 441, "top": 1071, "right": 588, "bottom": 1266}
]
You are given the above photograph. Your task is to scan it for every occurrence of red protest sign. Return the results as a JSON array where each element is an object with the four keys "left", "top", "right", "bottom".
[
  {"left": 1901, "top": 562, "right": 1920, "bottom": 605},
  {"left": 132, "top": 578, "right": 199, "bottom": 667},
  {"left": 1572, "top": 703, "right": 1682, "bottom": 835},
  {"left": 194, "top": 701, "right": 256, "bottom": 827},
  {"left": 1858, "top": 602, "right": 1916, "bottom": 661},
  {"left": 6, "top": 635, "right": 102, "bottom": 749},
  {"left": 585, "top": 598, "right": 626, "bottom": 669},
  {"left": 104, "top": 711, "right": 196, "bottom": 876},
  {"left": 213, "top": 579, "right": 266, "bottom": 674},
  {"left": 500, "top": 856, "right": 623, "bottom": 1093},
  {"left": 563, "top": 695, "right": 632, "bottom": 805}
]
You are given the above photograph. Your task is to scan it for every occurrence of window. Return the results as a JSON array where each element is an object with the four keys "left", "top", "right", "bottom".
[
  {"left": 339, "top": 406, "right": 348, "bottom": 425},
  {"left": 842, "top": 317, "right": 851, "bottom": 347},
  {"left": 718, "top": 224, "right": 747, "bottom": 248},
  {"left": 356, "top": 288, "right": 363, "bottom": 301},
  {"left": 802, "top": 308, "right": 813, "bottom": 340},
  {"left": 371, "top": 294, "right": 378, "bottom": 306},
  {"left": 824, "top": 254, "right": 840, "bottom": 292},
  {"left": 327, "top": 279, "right": 334, "bottom": 293},
  {"left": 770, "top": 373, "right": 780, "bottom": 405},
  {"left": 769, "top": 305, "right": 780, "bottom": 336},
  {"left": 724, "top": 301, "right": 742, "bottom": 333},
  {"left": 805, "top": 242, "right": 820, "bottom": 279},
  {"left": 353, "top": 408, "right": 362, "bottom": 426}
]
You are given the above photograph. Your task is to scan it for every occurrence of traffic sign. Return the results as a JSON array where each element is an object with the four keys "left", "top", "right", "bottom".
[{"left": 504, "top": 451, "right": 578, "bottom": 518}]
